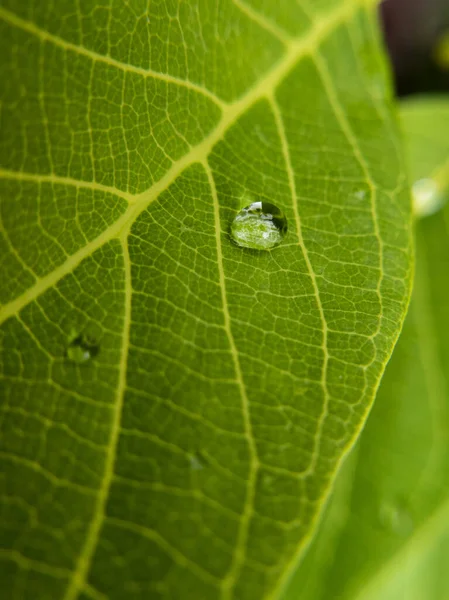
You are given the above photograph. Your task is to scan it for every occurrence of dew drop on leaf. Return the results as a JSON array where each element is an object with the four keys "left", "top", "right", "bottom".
[
  {"left": 66, "top": 334, "right": 99, "bottom": 364},
  {"left": 353, "top": 189, "right": 367, "bottom": 200},
  {"left": 230, "top": 201, "right": 288, "bottom": 250}
]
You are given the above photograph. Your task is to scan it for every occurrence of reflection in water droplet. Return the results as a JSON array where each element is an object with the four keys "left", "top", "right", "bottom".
[
  {"left": 412, "top": 178, "right": 443, "bottom": 217},
  {"left": 66, "top": 334, "right": 99, "bottom": 364},
  {"left": 230, "top": 201, "right": 287, "bottom": 250},
  {"left": 379, "top": 499, "right": 414, "bottom": 537}
]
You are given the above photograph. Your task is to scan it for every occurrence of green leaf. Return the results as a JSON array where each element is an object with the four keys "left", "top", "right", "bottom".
[
  {"left": 0, "top": 2, "right": 412, "bottom": 599},
  {"left": 282, "top": 97, "right": 449, "bottom": 600}
]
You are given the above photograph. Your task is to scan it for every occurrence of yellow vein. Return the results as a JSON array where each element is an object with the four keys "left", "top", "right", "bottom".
[
  {"left": 345, "top": 21, "right": 399, "bottom": 175},
  {"left": 130, "top": 0, "right": 369, "bottom": 219},
  {"left": 203, "top": 161, "right": 259, "bottom": 599},
  {"left": 0, "top": 212, "right": 37, "bottom": 283},
  {"left": 0, "top": 451, "right": 96, "bottom": 495},
  {"left": 106, "top": 516, "right": 221, "bottom": 586},
  {"left": 309, "top": 50, "right": 384, "bottom": 465},
  {"left": 2, "top": 405, "right": 107, "bottom": 452},
  {"left": 0, "top": 211, "right": 129, "bottom": 324},
  {"left": 0, "top": 6, "right": 226, "bottom": 110},
  {"left": 272, "top": 448, "right": 360, "bottom": 599},
  {"left": 38, "top": 32, "right": 55, "bottom": 176},
  {"left": 81, "top": 583, "right": 107, "bottom": 600},
  {"left": 312, "top": 50, "right": 382, "bottom": 294},
  {"left": 268, "top": 390, "right": 382, "bottom": 600},
  {"left": 0, "top": 0, "right": 367, "bottom": 324},
  {"left": 268, "top": 94, "right": 330, "bottom": 478},
  {"left": 15, "top": 311, "right": 55, "bottom": 361},
  {"left": 62, "top": 233, "right": 132, "bottom": 600},
  {"left": 232, "top": 0, "right": 291, "bottom": 44},
  {"left": 86, "top": 60, "right": 97, "bottom": 186},
  {"left": 345, "top": 13, "right": 414, "bottom": 382},
  {"left": 0, "top": 548, "right": 71, "bottom": 580},
  {"left": 346, "top": 14, "right": 410, "bottom": 210},
  {"left": 0, "top": 167, "right": 133, "bottom": 203},
  {"left": 295, "top": 0, "right": 316, "bottom": 23}
]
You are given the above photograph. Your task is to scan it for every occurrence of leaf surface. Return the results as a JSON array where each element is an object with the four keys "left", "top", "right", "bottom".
[
  {"left": 0, "top": 2, "right": 412, "bottom": 599},
  {"left": 282, "top": 96, "right": 449, "bottom": 600}
]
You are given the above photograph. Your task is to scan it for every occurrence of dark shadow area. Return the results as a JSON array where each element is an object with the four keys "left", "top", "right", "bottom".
[{"left": 381, "top": 0, "right": 449, "bottom": 96}]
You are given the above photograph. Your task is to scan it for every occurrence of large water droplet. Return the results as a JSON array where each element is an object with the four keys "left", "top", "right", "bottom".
[
  {"left": 66, "top": 333, "right": 99, "bottom": 364},
  {"left": 230, "top": 201, "right": 288, "bottom": 250},
  {"left": 412, "top": 178, "right": 443, "bottom": 217}
]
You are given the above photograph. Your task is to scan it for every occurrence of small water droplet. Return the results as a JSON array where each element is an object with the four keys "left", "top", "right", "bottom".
[
  {"left": 230, "top": 201, "right": 288, "bottom": 250},
  {"left": 189, "top": 452, "right": 207, "bottom": 471},
  {"left": 66, "top": 333, "right": 99, "bottom": 364},
  {"left": 412, "top": 178, "right": 443, "bottom": 217},
  {"left": 354, "top": 189, "right": 367, "bottom": 200},
  {"left": 379, "top": 499, "right": 414, "bottom": 537}
]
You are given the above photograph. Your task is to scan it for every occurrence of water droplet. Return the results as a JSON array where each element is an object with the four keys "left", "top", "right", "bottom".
[
  {"left": 230, "top": 201, "right": 288, "bottom": 250},
  {"left": 379, "top": 499, "right": 414, "bottom": 537},
  {"left": 66, "top": 333, "right": 99, "bottom": 364},
  {"left": 412, "top": 178, "right": 443, "bottom": 217},
  {"left": 189, "top": 452, "right": 208, "bottom": 471}
]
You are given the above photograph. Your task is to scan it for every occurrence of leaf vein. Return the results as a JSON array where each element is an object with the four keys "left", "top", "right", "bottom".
[
  {"left": 268, "top": 95, "right": 330, "bottom": 479},
  {"left": 0, "top": 6, "right": 226, "bottom": 109},
  {"left": 231, "top": 0, "right": 291, "bottom": 43},
  {"left": 0, "top": 168, "right": 133, "bottom": 203},
  {"left": 61, "top": 234, "right": 132, "bottom": 600},
  {"left": 0, "top": 0, "right": 368, "bottom": 325},
  {"left": 204, "top": 160, "right": 260, "bottom": 598}
]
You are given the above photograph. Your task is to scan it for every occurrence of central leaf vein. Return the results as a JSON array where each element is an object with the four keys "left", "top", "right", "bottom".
[
  {"left": 204, "top": 161, "right": 259, "bottom": 598},
  {"left": 0, "top": 0, "right": 367, "bottom": 325}
]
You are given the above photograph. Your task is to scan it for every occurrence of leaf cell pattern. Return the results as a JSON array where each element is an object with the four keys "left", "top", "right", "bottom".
[{"left": 0, "top": 1, "right": 412, "bottom": 599}]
